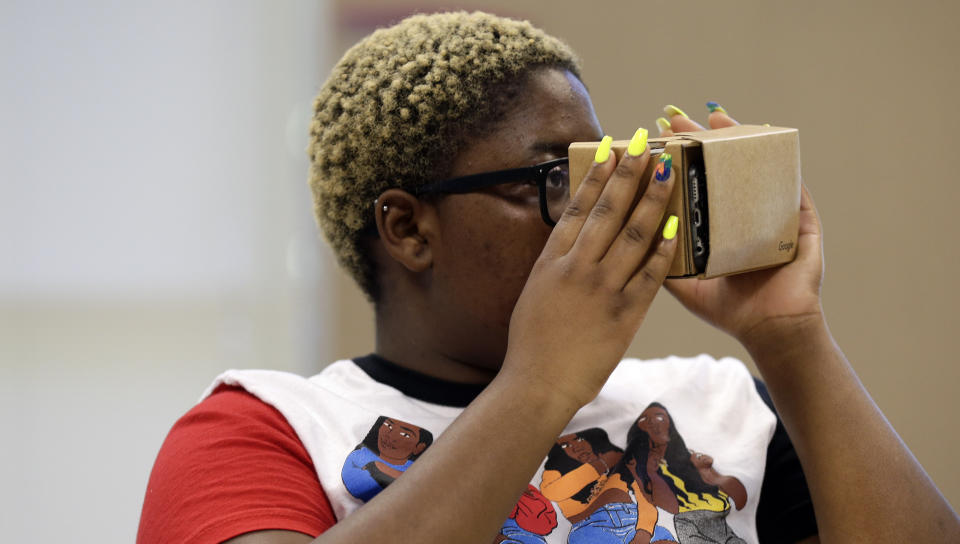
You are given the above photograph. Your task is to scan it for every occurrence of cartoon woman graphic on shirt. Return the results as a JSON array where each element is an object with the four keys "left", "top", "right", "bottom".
[
  {"left": 539, "top": 428, "right": 677, "bottom": 544},
  {"left": 341, "top": 416, "right": 433, "bottom": 502},
  {"left": 625, "top": 403, "right": 748, "bottom": 544}
]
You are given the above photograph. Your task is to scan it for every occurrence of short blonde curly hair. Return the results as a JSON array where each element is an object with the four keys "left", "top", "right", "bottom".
[{"left": 308, "top": 11, "right": 581, "bottom": 299}]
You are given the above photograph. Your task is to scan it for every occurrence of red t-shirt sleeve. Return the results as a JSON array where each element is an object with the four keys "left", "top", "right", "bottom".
[{"left": 137, "top": 385, "right": 337, "bottom": 544}]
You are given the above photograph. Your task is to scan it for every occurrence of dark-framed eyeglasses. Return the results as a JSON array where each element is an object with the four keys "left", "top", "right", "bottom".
[{"left": 415, "top": 158, "right": 570, "bottom": 227}]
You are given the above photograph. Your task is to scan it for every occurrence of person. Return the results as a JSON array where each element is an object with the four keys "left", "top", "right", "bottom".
[
  {"left": 136, "top": 11, "right": 960, "bottom": 544},
  {"left": 340, "top": 416, "right": 433, "bottom": 501},
  {"left": 540, "top": 429, "right": 676, "bottom": 543},
  {"left": 624, "top": 403, "right": 746, "bottom": 543}
]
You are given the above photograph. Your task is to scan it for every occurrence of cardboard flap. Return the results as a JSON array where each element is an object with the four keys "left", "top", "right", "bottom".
[
  {"left": 673, "top": 124, "right": 796, "bottom": 142},
  {"left": 694, "top": 125, "right": 801, "bottom": 276}
]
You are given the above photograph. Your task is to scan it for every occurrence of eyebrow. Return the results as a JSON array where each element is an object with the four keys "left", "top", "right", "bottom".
[{"left": 528, "top": 140, "right": 572, "bottom": 157}]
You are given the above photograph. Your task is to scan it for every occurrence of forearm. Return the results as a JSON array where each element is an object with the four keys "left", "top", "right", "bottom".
[
  {"left": 314, "top": 371, "right": 578, "bottom": 543},
  {"left": 745, "top": 316, "right": 960, "bottom": 543},
  {"left": 698, "top": 471, "right": 746, "bottom": 510}
]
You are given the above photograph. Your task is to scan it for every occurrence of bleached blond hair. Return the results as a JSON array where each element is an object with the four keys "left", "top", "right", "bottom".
[{"left": 308, "top": 11, "right": 580, "bottom": 298}]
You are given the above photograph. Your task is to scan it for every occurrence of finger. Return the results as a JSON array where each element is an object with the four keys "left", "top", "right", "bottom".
[
  {"left": 664, "top": 104, "right": 706, "bottom": 133},
  {"left": 542, "top": 135, "right": 617, "bottom": 256},
  {"left": 705, "top": 101, "right": 740, "bottom": 129},
  {"left": 663, "top": 275, "right": 697, "bottom": 297},
  {"left": 603, "top": 151, "right": 677, "bottom": 285},
  {"left": 571, "top": 129, "right": 653, "bottom": 261},
  {"left": 623, "top": 213, "right": 680, "bottom": 303},
  {"left": 798, "top": 184, "right": 822, "bottom": 238},
  {"left": 663, "top": 274, "right": 713, "bottom": 314},
  {"left": 795, "top": 184, "right": 823, "bottom": 267}
]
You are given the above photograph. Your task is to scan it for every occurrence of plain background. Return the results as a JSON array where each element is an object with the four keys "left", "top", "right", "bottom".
[{"left": 2, "top": 1, "right": 957, "bottom": 542}]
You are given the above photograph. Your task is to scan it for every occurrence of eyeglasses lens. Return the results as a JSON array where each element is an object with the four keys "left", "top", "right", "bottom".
[{"left": 545, "top": 164, "right": 570, "bottom": 223}]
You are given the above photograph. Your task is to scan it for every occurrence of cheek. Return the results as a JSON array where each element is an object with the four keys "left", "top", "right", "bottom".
[{"left": 436, "top": 200, "right": 549, "bottom": 326}]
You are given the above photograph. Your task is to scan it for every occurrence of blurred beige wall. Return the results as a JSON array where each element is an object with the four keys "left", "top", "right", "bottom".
[{"left": 326, "top": 0, "right": 960, "bottom": 510}]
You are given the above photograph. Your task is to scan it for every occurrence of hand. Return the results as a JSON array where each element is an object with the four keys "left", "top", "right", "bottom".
[
  {"left": 502, "top": 131, "right": 680, "bottom": 408},
  {"left": 657, "top": 103, "right": 825, "bottom": 348},
  {"left": 601, "top": 450, "right": 624, "bottom": 469},
  {"left": 689, "top": 450, "right": 713, "bottom": 470}
]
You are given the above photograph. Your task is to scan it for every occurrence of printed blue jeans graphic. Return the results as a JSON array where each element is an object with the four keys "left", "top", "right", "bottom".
[
  {"left": 499, "top": 518, "right": 548, "bottom": 544},
  {"left": 568, "top": 502, "right": 676, "bottom": 543}
]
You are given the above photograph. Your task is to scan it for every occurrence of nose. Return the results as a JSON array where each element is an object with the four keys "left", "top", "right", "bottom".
[{"left": 383, "top": 431, "right": 401, "bottom": 448}]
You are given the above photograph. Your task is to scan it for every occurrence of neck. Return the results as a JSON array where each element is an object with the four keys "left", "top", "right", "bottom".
[
  {"left": 379, "top": 452, "right": 408, "bottom": 465},
  {"left": 375, "top": 298, "right": 499, "bottom": 385},
  {"left": 649, "top": 441, "right": 667, "bottom": 461}
]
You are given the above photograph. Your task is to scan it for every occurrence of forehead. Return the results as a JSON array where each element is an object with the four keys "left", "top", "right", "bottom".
[
  {"left": 382, "top": 418, "right": 420, "bottom": 435},
  {"left": 448, "top": 68, "right": 603, "bottom": 177},
  {"left": 641, "top": 406, "right": 669, "bottom": 417}
]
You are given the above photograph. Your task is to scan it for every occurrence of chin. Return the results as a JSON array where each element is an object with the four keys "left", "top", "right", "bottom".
[{"left": 474, "top": 342, "right": 510, "bottom": 372}]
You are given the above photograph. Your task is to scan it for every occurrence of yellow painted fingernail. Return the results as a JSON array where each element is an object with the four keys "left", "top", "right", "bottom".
[
  {"left": 656, "top": 117, "right": 672, "bottom": 135},
  {"left": 664, "top": 104, "right": 688, "bottom": 118},
  {"left": 762, "top": 123, "right": 771, "bottom": 127},
  {"left": 663, "top": 215, "right": 679, "bottom": 240},
  {"left": 627, "top": 128, "right": 648, "bottom": 156},
  {"left": 594, "top": 135, "right": 613, "bottom": 163}
]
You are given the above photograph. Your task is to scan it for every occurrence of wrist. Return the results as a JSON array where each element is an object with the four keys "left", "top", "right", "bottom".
[
  {"left": 488, "top": 362, "right": 583, "bottom": 420},
  {"left": 496, "top": 350, "right": 601, "bottom": 412},
  {"left": 740, "top": 310, "right": 832, "bottom": 369}
]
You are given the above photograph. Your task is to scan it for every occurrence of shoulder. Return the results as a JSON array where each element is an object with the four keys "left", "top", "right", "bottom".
[
  {"left": 201, "top": 360, "right": 361, "bottom": 401},
  {"left": 137, "top": 385, "right": 336, "bottom": 544}
]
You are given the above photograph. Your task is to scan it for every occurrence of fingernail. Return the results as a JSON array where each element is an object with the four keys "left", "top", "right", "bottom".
[
  {"left": 706, "top": 101, "right": 727, "bottom": 114},
  {"left": 627, "top": 128, "right": 648, "bottom": 156},
  {"left": 656, "top": 117, "right": 671, "bottom": 135},
  {"left": 594, "top": 135, "right": 613, "bottom": 163},
  {"left": 663, "top": 104, "right": 688, "bottom": 118},
  {"left": 655, "top": 153, "right": 672, "bottom": 182},
  {"left": 663, "top": 215, "right": 679, "bottom": 240},
  {"left": 762, "top": 123, "right": 771, "bottom": 127}
]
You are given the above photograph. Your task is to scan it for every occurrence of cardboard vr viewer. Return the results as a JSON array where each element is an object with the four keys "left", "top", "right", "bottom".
[{"left": 568, "top": 124, "right": 802, "bottom": 278}]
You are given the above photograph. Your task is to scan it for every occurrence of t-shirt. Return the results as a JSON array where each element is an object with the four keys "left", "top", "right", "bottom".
[
  {"left": 136, "top": 385, "right": 336, "bottom": 543},
  {"left": 137, "top": 354, "right": 817, "bottom": 543}
]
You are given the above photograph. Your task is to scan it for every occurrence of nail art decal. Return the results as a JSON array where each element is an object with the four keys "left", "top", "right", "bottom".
[
  {"left": 707, "top": 101, "right": 727, "bottom": 114},
  {"left": 655, "top": 153, "right": 672, "bottom": 182}
]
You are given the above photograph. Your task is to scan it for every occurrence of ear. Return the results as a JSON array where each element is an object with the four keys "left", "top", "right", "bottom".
[
  {"left": 413, "top": 442, "right": 427, "bottom": 456},
  {"left": 375, "top": 188, "right": 437, "bottom": 273}
]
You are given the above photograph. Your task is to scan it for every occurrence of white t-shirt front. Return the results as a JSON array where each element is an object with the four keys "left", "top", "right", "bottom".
[{"left": 205, "top": 354, "right": 777, "bottom": 544}]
